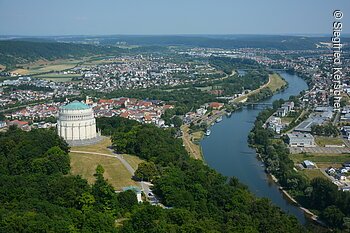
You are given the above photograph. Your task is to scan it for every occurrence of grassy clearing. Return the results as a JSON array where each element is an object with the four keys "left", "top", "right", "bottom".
[
  {"left": 36, "top": 73, "right": 81, "bottom": 78},
  {"left": 122, "top": 154, "right": 144, "bottom": 171},
  {"left": 267, "top": 73, "right": 287, "bottom": 92},
  {"left": 70, "top": 152, "right": 138, "bottom": 190},
  {"left": 11, "top": 57, "right": 125, "bottom": 77},
  {"left": 291, "top": 153, "right": 350, "bottom": 165},
  {"left": 315, "top": 136, "right": 345, "bottom": 147},
  {"left": 281, "top": 117, "right": 294, "bottom": 124},
  {"left": 71, "top": 137, "right": 144, "bottom": 171},
  {"left": 232, "top": 73, "right": 286, "bottom": 103},
  {"left": 71, "top": 137, "right": 114, "bottom": 154},
  {"left": 42, "top": 77, "right": 73, "bottom": 82},
  {"left": 300, "top": 169, "right": 327, "bottom": 180},
  {"left": 37, "top": 73, "right": 81, "bottom": 82},
  {"left": 12, "top": 59, "right": 83, "bottom": 75}
]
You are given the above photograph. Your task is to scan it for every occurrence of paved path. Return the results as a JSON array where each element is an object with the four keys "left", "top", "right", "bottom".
[
  {"left": 181, "top": 125, "right": 201, "bottom": 160},
  {"left": 70, "top": 150, "right": 135, "bottom": 175},
  {"left": 333, "top": 111, "right": 340, "bottom": 125}
]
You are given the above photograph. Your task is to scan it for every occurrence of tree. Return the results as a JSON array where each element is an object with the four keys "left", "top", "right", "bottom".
[
  {"left": 117, "top": 190, "right": 138, "bottom": 212},
  {"left": 321, "top": 205, "right": 345, "bottom": 228},
  {"left": 134, "top": 162, "right": 159, "bottom": 181},
  {"left": 92, "top": 165, "right": 119, "bottom": 213},
  {"left": 310, "top": 178, "right": 338, "bottom": 210},
  {"left": 45, "top": 146, "right": 70, "bottom": 174},
  {"left": 79, "top": 192, "right": 96, "bottom": 212},
  {"left": 172, "top": 116, "right": 182, "bottom": 128}
]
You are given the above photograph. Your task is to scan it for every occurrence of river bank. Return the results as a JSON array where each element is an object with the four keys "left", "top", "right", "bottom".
[
  {"left": 182, "top": 72, "right": 287, "bottom": 160},
  {"left": 200, "top": 71, "right": 309, "bottom": 223},
  {"left": 253, "top": 121, "right": 325, "bottom": 226}
]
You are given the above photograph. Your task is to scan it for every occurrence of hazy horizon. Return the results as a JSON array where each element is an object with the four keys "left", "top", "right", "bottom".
[{"left": 1, "top": 0, "right": 349, "bottom": 36}]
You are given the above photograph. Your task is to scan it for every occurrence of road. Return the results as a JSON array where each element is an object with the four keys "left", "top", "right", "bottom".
[
  {"left": 333, "top": 110, "right": 340, "bottom": 125},
  {"left": 181, "top": 125, "right": 202, "bottom": 160}
]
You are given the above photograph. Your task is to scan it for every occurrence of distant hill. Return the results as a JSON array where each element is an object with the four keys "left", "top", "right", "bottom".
[
  {"left": 0, "top": 40, "right": 121, "bottom": 68},
  {"left": 51, "top": 34, "right": 350, "bottom": 50}
]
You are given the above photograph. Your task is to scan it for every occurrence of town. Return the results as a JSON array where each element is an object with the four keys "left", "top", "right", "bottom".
[{"left": 1, "top": 37, "right": 350, "bottom": 231}]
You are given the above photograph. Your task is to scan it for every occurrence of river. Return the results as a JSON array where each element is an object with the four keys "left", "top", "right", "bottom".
[{"left": 200, "top": 71, "right": 309, "bottom": 223}]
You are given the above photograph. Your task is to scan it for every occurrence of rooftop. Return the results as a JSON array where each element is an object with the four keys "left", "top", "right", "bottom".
[
  {"left": 61, "top": 101, "right": 90, "bottom": 110},
  {"left": 287, "top": 132, "right": 314, "bottom": 140}
]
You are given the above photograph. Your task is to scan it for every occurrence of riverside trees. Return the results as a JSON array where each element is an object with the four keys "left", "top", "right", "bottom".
[{"left": 98, "top": 116, "right": 306, "bottom": 232}]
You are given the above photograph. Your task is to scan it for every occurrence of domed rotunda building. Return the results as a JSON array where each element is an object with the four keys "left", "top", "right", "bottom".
[{"left": 57, "top": 101, "right": 98, "bottom": 144}]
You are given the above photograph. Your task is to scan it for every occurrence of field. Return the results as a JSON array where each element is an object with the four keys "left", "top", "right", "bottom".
[
  {"left": 12, "top": 59, "right": 84, "bottom": 75},
  {"left": 70, "top": 152, "right": 137, "bottom": 190},
  {"left": 10, "top": 56, "right": 128, "bottom": 79},
  {"left": 299, "top": 169, "right": 327, "bottom": 180},
  {"left": 315, "top": 136, "right": 345, "bottom": 147},
  {"left": 69, "top": 137, "right": 144, "bottom": 189},
  {"left": 233, "top": 73, "right": 286, "bottom": 103},
  {"left": 267, "top": 73, "right": 287, "bottom": 92},
  {"left": 290, "top": 153, "right": 350, "bottom": 168},
  {"left": 281, "top": 117, "right": 294, "bottom": 124},
  {"left": 35, "top": 73, "right": 82, "bottom": 82}
]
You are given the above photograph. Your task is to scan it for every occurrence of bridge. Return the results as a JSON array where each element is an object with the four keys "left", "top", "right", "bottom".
[{"left": 244, "top": 102, "right": 273, "bottom": 106}]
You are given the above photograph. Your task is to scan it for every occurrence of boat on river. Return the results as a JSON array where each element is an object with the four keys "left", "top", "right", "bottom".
[
  {"left": 205, "top": 129, "right": 211, "bottom": 136},
  {"left": 215, "top": 116, "right": 223, "bottom": 123}
]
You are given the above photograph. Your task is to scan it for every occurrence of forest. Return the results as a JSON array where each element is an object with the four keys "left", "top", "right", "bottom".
[
  {"left": 0, "top": 126, "right": 140, "bottom": 232},
  {"left": 0, "top": 40, "right": 169, "bottom": 70}
]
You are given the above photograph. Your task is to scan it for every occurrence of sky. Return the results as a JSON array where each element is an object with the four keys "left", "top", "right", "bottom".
[{"left": 0, "top": 0, "right": 349, "bottom": 36}]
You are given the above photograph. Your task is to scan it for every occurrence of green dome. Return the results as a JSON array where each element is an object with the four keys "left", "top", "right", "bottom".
[{"left": 61, "top": 101, "right": 90, "bottom": 110}]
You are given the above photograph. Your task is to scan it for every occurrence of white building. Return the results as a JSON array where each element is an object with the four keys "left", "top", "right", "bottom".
[
  {"left": 0, "top": 121, "right": 6, "bottom": 128},
  {"left": 276, "top": 101, "right": 294, "bottom": 117},
  {"left": 57, "top": 101, "right": 97, "bottom": 141},
  {"left": 287, "top": 133, "right": 315, "bottom": 147},
  {"left": 267, "top": 117, "right": 283, "bottom": 134}
]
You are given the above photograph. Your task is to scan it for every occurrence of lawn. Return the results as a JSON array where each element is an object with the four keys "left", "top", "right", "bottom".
[
  {"left": 290, "top": 153, "right": 350, "bottom": 167},
  {"left": 267, "top": 73, "right": 287, "bottom": 92},
  {"left": 70, "top": 152, "right": 138, "bottom": 190},
  {"left": 299, "top": 169, "right": 327, "bottom": 180},
  {"left": 192, "top": 130, "right": 204, "bottom": 143},
  {"left": 315, "top": 136, "right": 345, "bottom": 147},
  {"left": 281, "top": 117, "right": 294, "bottom": 124},
  {"left": 71, "top": 137, "right": 144, "bottom": 171}
]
